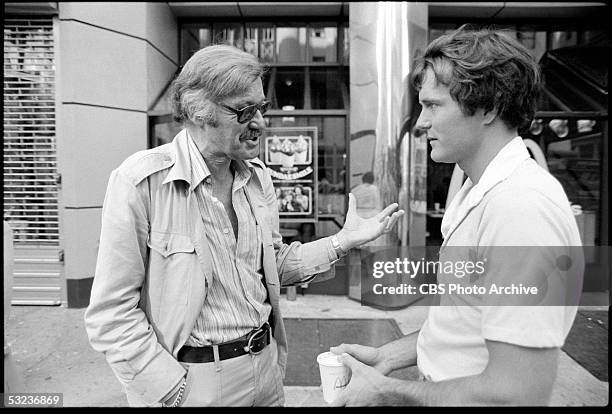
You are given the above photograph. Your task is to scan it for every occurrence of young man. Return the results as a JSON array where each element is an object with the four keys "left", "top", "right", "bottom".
[
  {"left": 331, "top": 25, "right": 583, "bottom": 406},
  {"left": 84, "top": 45, "right": 404, "bottom": 407}
]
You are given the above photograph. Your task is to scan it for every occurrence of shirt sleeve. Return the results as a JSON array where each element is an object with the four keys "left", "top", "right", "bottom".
[
  {"left": 476, "top": 188, "right": 582, "bottom": 348},
  {"left": 257, "top": 167, "right": 340, "bottom": 287}
]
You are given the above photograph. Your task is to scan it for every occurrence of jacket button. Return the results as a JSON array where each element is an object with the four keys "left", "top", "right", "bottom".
[{"left": 223, "top": 229, "right": 229, "bottom": 234}]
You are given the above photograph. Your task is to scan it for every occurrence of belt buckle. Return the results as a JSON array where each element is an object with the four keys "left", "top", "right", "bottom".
[{"left": 243, "top": 322, "right": 269, "bottom": 355}]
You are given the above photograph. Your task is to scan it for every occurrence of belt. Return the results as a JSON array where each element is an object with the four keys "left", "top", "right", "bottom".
[{"left": 178, "top": 322, "right": 271, "bottom": 363}]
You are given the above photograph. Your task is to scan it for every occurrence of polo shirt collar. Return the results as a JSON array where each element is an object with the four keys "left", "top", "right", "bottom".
[
  {"left": 441, "top": 136, "right": 530, "bottom": 241},
  {"left": 465, "top": 136, "right": 530, "bottom": 204}
]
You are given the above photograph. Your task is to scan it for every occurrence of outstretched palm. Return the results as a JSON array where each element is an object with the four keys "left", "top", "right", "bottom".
[{"left": 338, "top": 193, "right": 405, "bottom": 250}]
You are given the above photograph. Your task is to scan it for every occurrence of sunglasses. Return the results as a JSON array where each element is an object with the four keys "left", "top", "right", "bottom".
[{"left": 219, "top": 100, "right": 272, "bottom": 124}]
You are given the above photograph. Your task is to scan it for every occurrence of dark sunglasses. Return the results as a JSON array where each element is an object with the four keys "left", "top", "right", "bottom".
[{"left": 219, "top": 100, "right": 272, "bottom": 124}]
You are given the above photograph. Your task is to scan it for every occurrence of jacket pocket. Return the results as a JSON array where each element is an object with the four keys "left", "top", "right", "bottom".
[
  {"left": 146, "top": 231, "right": 196, "bottom": 309},
  {"left": 147, "top": 232, "right": 195, "bottom": 257}
]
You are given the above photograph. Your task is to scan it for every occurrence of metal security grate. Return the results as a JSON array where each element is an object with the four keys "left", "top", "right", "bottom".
[{"left": 4, "top": 17, "right": 59, "bottom": 245}]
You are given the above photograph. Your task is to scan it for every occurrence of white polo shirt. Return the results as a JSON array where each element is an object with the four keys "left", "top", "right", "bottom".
[{"left": 416, "top": 137, "right": 583, "bottom": 382}]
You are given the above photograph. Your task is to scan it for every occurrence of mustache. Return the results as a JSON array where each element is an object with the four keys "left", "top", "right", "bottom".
[{"left": 240, "top": 128, "right": 262, "bottom": 140}]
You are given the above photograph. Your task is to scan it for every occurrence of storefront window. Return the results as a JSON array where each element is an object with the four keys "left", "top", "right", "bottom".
[
  {"left": 308, "top": 26, "right": 337, "bottom": 63},
  {"left": 181, "top": 22, "right": 347, "bottom": 66},
  {"left": 551, "top": 30, "right": 577, "bottom": 49},
  {"left": 244, "top": 24, "right": 275, "bottom": 63},
  {"left": 276, "top": 27, "right": 307, "bottom": 63},
  {"left": 310, "top": 68, "right": 343, "bottom": 109},
  {"left": 274, "top": 68, "right": 305, "bottom": 109},
  {"left": 517, "top": 27, "right": 548, "bottom": 61},
  {"left": 244, "top": 25, "right": 259, "bottom": 58},
  {"left": 317, "top": 117, "right": 346, "bottom": 215},
  {"left": 213, "top": 23, "right": 244, "bottom": 50},
  {"left": 581, "top": 30, "right": 607, "bottom": 45},
  {"left": 342, "top": 25, "right": 350, "bottom": 64},
  {"left": 181, "top": 25, "right": 211, "bottom": 65},
  {"left": 544, "top": 121, "right": 602, "bottom": 245},
  {"left": 266, "top": 115, "right": 346, "bottom": 216}
]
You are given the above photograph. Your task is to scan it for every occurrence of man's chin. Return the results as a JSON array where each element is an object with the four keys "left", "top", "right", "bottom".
[
  {"left": 430, "top": 151, "right": 455, "bottom": 164},
  {"left": 241, "top": 148, "right": 260, "bottom": 159}
]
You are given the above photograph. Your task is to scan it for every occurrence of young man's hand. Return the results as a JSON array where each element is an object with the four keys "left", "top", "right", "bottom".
[
  {"left": 330, "top": 343, "right": 392, "bottom": 375},
  {"left": 329, "top": 352, "right": 393, "bottom": 406}
]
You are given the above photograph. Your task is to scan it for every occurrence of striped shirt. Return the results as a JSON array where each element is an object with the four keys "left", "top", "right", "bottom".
[{"left": 185, "top": 133, "right": 272, "bottom": 346}]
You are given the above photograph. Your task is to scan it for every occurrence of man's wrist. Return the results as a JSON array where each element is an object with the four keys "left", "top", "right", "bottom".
[
  {"left": 385, "top": 376, "right": 423, "bottom": 406},
  {"left": 335, "top": 230, "right": 353, "bottom": 252},
  {"left": 330, "top": 233, "right": 348, "bottom": 258},
  {"left": 377, "top": 357, "right": 394, "bottom": 376}
]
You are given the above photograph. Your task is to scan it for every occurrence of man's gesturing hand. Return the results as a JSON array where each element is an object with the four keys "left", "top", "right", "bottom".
[{"left": 337, "top": 193, "right": 405, "bottom": 250}]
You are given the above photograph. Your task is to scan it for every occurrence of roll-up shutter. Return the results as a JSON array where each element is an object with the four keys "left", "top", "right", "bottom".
[{"left": 4, "top": 17, "right": 63, "bottom": 305}]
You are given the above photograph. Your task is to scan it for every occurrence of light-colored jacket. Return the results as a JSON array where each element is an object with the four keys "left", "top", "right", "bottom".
[{"left": 84, "top": 130, "right": 337, "bottom": 406}]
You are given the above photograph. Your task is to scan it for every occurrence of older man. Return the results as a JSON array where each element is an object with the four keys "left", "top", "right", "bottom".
[
  {"left": 84, "top": 45, "right": 403, "bottom": 407},
  {"left": 331, "top": 25, "right": 583, "bottom": 406}
]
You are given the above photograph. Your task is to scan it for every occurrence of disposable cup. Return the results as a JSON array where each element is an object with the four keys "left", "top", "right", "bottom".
[{"left": 317, "top": 351, "right": 351, "bottom": 404}]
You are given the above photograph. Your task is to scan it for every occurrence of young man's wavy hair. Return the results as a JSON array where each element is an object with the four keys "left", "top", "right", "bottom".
[
  {"left": 169, "top": 45, "right": 266, "bottom": 127},
  {"left": 411, "top": 24, "right": 541, "bottom": 130}
]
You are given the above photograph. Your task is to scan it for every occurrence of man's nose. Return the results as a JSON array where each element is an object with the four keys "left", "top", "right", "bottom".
[
  {"left": 415, "top": 115, "right": 431, "bottom": 131},
  {"left": 248, "top": 110, "right": 266, "bottom": 129}
]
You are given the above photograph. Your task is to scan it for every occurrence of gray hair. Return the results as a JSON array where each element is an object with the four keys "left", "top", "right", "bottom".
[{"left": 169, "top": 45, "right": 266, "bottom": 127}]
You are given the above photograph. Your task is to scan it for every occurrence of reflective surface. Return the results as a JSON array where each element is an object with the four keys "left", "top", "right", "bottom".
[
  {"left": 310, "top": 68, "right": 343, "bottom": 109},
  {"left": 307, "top": 26, "right": 337, "bottom": 63},
  {"left": 274, "top": 69, "right": 305, "bottom": 109},
  {"left": 276, "top": 27, "right": 306, "bottom": 63}
]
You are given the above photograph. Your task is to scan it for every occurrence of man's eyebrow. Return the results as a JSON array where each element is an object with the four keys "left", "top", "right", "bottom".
[
  {"left": 232, "top": 98, "right": 266, "bottom": 108},
  {"left": 419, "top": 97, "right": 442, "bottom": 105}
]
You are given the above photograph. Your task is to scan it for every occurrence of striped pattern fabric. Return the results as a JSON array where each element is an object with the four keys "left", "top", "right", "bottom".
[{"left": 185, "top": 133, "right": 271, "bottom": 346}]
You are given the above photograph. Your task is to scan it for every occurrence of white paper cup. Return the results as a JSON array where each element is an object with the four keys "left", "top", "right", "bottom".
[{"left": 317, "top": 352, "right": 351, "bottom": 404}]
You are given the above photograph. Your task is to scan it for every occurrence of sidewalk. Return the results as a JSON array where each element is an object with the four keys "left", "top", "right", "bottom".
[{"left": 4, "top": 295, "right": 608, "bottom": 407}]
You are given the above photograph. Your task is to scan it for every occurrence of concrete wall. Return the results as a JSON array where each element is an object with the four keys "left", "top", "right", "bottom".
[{"left": 56, "top": 2, "right": 178, "bottom": 307}]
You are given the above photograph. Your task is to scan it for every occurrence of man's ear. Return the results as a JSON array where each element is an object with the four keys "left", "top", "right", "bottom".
[{"left": 482, "top": 107, "right": 498, "bottom": 126}]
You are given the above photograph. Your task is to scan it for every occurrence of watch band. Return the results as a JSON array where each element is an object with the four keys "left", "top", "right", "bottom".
[{"left": 331, "top": 235, "right": 347, "bottom": 258}]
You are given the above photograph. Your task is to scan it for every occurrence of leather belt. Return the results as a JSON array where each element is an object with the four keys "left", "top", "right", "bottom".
[{"left": 178, "top": 322, "right": 271, "bottom": 363}]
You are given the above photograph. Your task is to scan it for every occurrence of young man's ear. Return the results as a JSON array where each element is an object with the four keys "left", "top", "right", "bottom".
[{"left": 482, "top": 107, "right": 498, "bottom": 125}]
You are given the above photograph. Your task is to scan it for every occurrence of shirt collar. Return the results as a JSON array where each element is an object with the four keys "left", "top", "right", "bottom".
[
  {"left": 441, "top": 136, "right": 530, "bottom": 240},
  {"left": 186, "top": 130, "right": 211, "bottom": 190},
  {"left": 163, "top": 128, "right": 258, "bottom": 192},
  {"left": 185, "top": 129, "right": 254, "bottom": 192},
  {"left": 231, "top": 158, "right": 253, "bottom": 192},
  {"left": 465, "top": 136, "right": 530, "bottom": 202}
]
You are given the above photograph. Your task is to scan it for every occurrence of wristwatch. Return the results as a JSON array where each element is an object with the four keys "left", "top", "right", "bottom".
[{"left": 330, "top": 234, "right": 348, "bottom": 258}]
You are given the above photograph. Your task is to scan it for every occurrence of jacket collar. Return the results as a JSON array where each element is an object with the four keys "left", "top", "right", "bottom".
[{"left": 441, "top": 136, "right": 531, "bottom": 242}]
